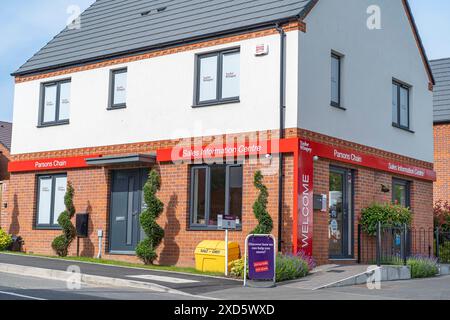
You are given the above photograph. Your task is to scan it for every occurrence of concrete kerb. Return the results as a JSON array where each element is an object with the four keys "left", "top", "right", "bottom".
[{"left": 0, "top": 263, "right": 218, "bottom": 300}]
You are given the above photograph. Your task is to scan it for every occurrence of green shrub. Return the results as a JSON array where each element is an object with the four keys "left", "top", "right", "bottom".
[
  {"left": 407, "top": 256, "right": 439, "bottom": 278},
  {"left": 251, "top": 171, "right": 273, "bottom": 234},
  {"left": 51, "top": 182, "right": 76, "bottom": 257},
  {"left": 230, "top": 258, "right": 247, "bottom": 278},
  {"left": 136, "top": 170, "right": 165, "bottom": 265},
  {"left": 0, "top": 229, "right": 12, "bottom": 251},
  {"left": 276, "top": 254, "right": 309, "bottom": 282},
  {"left": 360, "top": 203, "right": 412, "bottom": 236}
]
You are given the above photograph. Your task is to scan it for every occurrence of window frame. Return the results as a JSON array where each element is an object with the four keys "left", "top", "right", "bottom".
[
  {"left": 392, "top": 80, "right": 411, "bottom": 131},
  {"left": 194, "top": 48, "right": 241, "bottom": 107},
  {"left": 189, "top": 164, "right": 243, "bottom": 230},
  {"left": 35, "top": 173, "right": 67, "bottom": 230},
  {"left": 392, "top": 178, "right": 411, "bottom": 208},
  {"left": 331, "top": 53, "right": 342, "bottom": 109},
  {"left": 108, "top": 68, "right": 128, "bottom": 110},
  {"left": 38, "top": 79, "right": 71, "bottom": 127}
]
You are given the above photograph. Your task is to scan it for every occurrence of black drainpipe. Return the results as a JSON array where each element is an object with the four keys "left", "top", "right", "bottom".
[{"left": 275, "top": 23, "right": 286, "bottom": 252}]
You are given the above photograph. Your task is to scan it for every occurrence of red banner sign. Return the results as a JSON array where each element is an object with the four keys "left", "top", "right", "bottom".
[
  {"left": 157, "top": 139, "right": 299, "bottom": 162},
  {"left": 297, "top": 140, "right": 314, "bottom": 256},
  {"left": 8, "top": 155, "right": 99, "bottom": 173},
  {"left": 309, "top": 141, "right": 436, "bottom": 182}
]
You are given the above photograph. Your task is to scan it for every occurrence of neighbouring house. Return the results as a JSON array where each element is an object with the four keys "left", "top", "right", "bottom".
[
  {"left": 3, "top": 0, "right": 435, "bottom": 266},
  {"left": 432, "top": 58, "right": 450, "bottom": 204},
  {"left": 0, "top": 121, "right": 12, "bottom": 228}
]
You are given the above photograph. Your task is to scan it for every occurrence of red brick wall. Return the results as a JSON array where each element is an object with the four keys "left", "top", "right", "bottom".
[
  {"left": 434, "top": 123, "right": 450, "bottom": 203},
  {"left": 2, "top": 129, "right": 433, "bottom": 267},
  {"left": 311, "top": 158, "right": 433, "bottom": 265}
]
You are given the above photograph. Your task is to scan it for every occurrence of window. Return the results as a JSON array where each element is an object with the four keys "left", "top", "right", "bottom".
[
  {"left": 392, "top": 81, "right": 410, "bottom": 130},
  {"left": 392, "top": 178, "right": 411, "bottom": 208},
  {"left": 331, "top": 53, "right": 341, "bottom": 108},
  {"left": 39, "top": 80, "right": 71, "bottom": 126},
  {"left": 36, "top": 174, "right": 67, "bottom": 228},
  {"left": 109, "top": 68, "right": 128, "bottom": 109},
  {"left": 195, "top": 49, "right": 240, "bottom": 106},
  {"left": 190, "top": 164, "right": 243, "bottom": 229}
]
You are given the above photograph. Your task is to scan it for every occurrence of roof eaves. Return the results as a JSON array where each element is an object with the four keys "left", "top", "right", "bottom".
[{"left": 12, "top": 15, "right": 301, "bottom": 78}]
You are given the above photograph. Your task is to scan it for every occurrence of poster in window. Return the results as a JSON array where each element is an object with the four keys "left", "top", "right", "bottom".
[
  {"left": 59, "top": 82, "right": 71, "bottom": 121},
  {"left": 400, "top": 87, "right": 408, "bottom": 127},
  {"left": 113, "top": 72, "right": 127, "bottom": 105},
  {"left": 53, "top": 176, "right": 67, "bottom": 225},
  {"left": 38, "top": 178, "right": 52, "bottom": 225},
  {"left": 199, "top": 56, "right": 217, "bottom": 102},
  {"left": 222, "top": 52, "right": 240, "bottom": 99},
  {"left": 43, "top": 85, "right": 57, "bottom": 123}
]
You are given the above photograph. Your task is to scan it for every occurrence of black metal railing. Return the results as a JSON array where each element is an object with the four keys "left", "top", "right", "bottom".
[{"left": 358, "top": 223, "right": 450, "bottom": 266}]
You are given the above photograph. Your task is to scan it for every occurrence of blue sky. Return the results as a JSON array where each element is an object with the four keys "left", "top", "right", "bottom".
[{"left": 0, "top": 0, "right": 449, "bottom": 122}]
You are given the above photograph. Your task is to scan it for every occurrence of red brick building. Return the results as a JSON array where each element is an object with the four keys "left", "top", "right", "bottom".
[
  {"left": 432, "top": 58, "right": 450, "bottom": 204},
  {"left": 3, "top": 0, "right": 435, "bottom": 266},
  {"left": 0, "top": 122, "right": 12, "bottom": 228}
]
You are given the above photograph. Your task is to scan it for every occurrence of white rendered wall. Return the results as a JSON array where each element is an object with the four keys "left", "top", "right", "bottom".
[
  {"left": 12, "top": 32, "right": 299, "bottom": 154},
  {"left": 298, "top": 0, "right": 434, "bottom": 162}
]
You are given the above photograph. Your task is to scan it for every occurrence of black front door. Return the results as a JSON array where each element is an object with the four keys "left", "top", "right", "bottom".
[
  {"left": 109, "top": 169, "right": 148, "bottom": 253},
  {"left": 329, "top": 167, "right": 354, "bottom": 259}
]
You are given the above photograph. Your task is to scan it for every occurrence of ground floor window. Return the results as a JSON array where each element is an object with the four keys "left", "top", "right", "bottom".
[
  {"left": 36, "top": 174, "right": 67, "bottom": 229},
  {"left": 392, "top": 178, "right": 411, "bottom": 208},
  {"left": 190, "top": 164, "right": 243, "bottom": 230}
]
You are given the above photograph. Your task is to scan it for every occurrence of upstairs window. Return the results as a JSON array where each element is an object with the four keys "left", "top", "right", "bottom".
[
  {"left": 190, "top": 164, "right": 243, "bottom": 229},
  {"left": 109, "top": 68, "right": 128, "bottom": 109},
  {"left": 39, "top": 80, "right": 71, "bottom": 126},
  {"left": 392, "top": 81, "right": 410, "bottom": 130},
  {"left": 195, "top": 49, "right": 240, "bottom": 106},
  {"left": 331, "top": 53, "right": 341, "bottom": 108},
  {"left": 36, "top": 174, "right": 67, "bottom": 229}
]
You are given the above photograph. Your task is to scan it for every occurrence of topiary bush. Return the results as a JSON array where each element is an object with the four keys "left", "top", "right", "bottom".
[
  {"left": 407, "top": 256, "right": 439, "bottom": 278},
  {"left": 51, "top": 182, "right": 76, "bottom": 257},
  {"left": 136, "top": 170, "right": 165, "bottom": 265},
  {"left": 0, "top": 229, "right": 12, "bottom": 251},
  {"left": 360, "top": 203, "right": 412, "bottom": 236},
  {"left": 251, "top": 171, "right": 273, "bottom": 234},
  {"left": 276, "top": 254, "right": 309, "bottom": 282}
]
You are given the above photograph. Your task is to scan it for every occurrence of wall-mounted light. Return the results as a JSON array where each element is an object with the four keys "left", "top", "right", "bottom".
[
  {"left": 381, "top": 184, "right": 390, "bottom": 193},
  {"left": 313, "top": 156, "right": 319, "bottom": 162}
]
